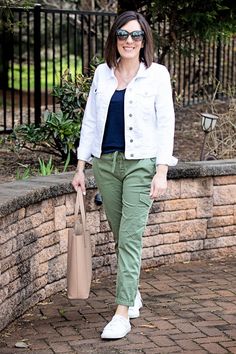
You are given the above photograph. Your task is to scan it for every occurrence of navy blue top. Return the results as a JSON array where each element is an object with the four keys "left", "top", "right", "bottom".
[{"left": 102, "top": 89, "right": 126, "bottom": 154}]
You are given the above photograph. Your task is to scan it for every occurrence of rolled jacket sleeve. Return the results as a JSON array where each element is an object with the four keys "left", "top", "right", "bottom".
[{"left": 155, "top": 67, "right": 178, "bottom": 166}]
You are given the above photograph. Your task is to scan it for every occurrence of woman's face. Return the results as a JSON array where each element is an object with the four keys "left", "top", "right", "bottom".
[{"left": 116, "top": 20, "right": 144, "bottom": 61}]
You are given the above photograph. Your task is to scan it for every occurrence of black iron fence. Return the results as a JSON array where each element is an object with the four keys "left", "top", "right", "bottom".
[{"left": 0, "top": 5, "right": 235, "bottom": 133}]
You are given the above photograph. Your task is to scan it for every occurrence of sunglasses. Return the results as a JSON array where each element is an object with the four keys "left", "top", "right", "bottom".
[{"left": 116, "top": 29, "right": 144, "bottom": 42}]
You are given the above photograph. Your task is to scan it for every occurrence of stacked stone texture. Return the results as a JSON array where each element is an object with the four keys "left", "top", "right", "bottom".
[{"left": 0, "top": 174, "right": 236, "bottom": 331}]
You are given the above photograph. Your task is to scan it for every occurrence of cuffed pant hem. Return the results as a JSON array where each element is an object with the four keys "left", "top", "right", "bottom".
[{"left": 116, "top": 298, "right": 134, "bottom": 307}]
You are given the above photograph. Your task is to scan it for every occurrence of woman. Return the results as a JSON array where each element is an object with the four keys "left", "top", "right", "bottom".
[{"left": 72, "top": 11, "right": 177, "bottom": 339}]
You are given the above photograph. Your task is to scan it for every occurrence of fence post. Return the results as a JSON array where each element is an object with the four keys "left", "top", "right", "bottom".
[
  {"left": 215, "top": 36, "right": 221, "bottom": 99},
  {"left": 34, "top": 4, "right": 41, "bottom": 126}
]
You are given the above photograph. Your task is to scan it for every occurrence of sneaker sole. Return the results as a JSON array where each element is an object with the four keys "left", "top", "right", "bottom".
[{"left": 129, "top": 311, "right": 140, "bottom": 319}]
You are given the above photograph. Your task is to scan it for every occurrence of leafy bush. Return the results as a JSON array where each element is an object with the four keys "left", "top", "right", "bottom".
[{"left": 9, "top": 57, "right": 103, "bottom": 165}]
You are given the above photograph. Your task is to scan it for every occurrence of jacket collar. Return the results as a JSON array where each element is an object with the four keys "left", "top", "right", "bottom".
[{"left": 136, "top": 62, "right": 149, "bottom": 78}]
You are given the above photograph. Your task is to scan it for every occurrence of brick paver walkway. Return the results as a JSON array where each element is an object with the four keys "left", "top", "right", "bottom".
[{"left": 1, "top": 258, "right": 236, "bottom": 354}]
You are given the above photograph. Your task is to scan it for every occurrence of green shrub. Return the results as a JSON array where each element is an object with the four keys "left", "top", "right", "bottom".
[{"left": 9, "top": 57, "right": 103, "bottom": 165}]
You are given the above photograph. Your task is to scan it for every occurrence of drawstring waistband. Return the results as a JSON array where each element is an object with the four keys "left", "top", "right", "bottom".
[{"left": 100, "top": 151, "right": 124, "bottom": 173}]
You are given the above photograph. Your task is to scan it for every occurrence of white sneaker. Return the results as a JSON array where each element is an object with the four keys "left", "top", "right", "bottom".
[
  {"left": 128, "top": 290, "right": 143, "bottom": 319},
  {"left": 101, "top": 314, "right": 131, "bottom": 339}
]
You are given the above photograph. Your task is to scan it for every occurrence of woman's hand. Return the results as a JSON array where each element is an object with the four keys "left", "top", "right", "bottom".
[
  {"left": 72, "top": 160, "right": 86, "bottom": 195},
  {"left": 149, "top": 164, "right": 168, "bottom": 200}
]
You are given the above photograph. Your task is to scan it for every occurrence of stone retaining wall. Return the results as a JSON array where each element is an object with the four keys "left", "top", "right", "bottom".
[{"left": 0, "top": 160, "right": 236, "bottom": 331}]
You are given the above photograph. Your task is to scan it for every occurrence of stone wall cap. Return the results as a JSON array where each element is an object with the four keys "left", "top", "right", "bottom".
[
  {"left": 169, "top": 158, "right": 236, "bottom": 179},
  {"left": 0, "top": 159, "right": 236, "bottom": 217}
]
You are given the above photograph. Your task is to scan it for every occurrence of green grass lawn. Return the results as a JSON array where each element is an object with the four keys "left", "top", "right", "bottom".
[{"left": 8, "top": 55, "right": 82, "bottom": 91}]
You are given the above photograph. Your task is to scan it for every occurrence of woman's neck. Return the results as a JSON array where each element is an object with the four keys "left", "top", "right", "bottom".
[
  {"left": 115, "top": 59, "right": 140, "bottom": 89},
  {"left": 117, "top": 59, "right": 140, "bottom": 75}
]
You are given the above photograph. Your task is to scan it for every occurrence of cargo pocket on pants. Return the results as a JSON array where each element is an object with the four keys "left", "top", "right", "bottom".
[
  {"left": 122, "top": 193, "right": 153, "bottom": 240},
  {"left": 140, "top": 193, "right": 153, "bottom": 208},
  {"left": 138, "top": 193, "right": 153, "bottom": 233}
]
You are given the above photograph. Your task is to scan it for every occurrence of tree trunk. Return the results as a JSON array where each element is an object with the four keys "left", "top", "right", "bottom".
[
  {"left": 0, "top": 33, "right": 10, "bottom": 90},
  {"left": 0, "top": 15, "right": 13, "bottom": 90},
  {"left": 79, "top": 0, "right": 96, "bottom": 73}
]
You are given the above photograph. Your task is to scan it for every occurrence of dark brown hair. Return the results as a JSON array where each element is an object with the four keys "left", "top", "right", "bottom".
[{"left": 104, "top": 11, "right": 154, "bottom": 68}]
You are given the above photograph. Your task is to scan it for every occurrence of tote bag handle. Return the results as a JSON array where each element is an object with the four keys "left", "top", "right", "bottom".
[{"left": 74, "top": 187, "right": 87, "bottom": 241}]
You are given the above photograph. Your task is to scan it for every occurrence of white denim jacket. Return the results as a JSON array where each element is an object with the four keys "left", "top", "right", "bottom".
[{"left": 77, "top": 62, "right": 177, "bottom": 166}]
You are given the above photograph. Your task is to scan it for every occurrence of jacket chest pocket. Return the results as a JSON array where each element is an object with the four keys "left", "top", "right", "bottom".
[
  {"left": 94, "top": 87, "right": 109, "bottom": 109},
  {"left": 135, "top": 90, "right": 156, "bottom": 118}
]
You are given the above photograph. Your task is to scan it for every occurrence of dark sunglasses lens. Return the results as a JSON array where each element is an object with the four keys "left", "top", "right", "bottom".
[
  {"left": 131, "top": 31, "right": 144, "bottom": 41},
  {"left": 116, "top": 30, "right": 128, "bottom": 40}
]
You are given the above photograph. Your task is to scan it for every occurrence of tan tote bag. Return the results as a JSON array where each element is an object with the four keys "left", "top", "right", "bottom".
[{"left": 67, "top": 187, "right": 92, "bottom": 299}]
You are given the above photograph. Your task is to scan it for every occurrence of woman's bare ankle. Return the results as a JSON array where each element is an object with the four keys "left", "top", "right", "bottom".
[{"left": 115, "top": 305, "right": 129, "bottom": 319}]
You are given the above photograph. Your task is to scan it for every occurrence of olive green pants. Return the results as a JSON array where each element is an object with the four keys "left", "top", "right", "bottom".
[{"left": 92, "top": 152, "right": 155, "bottom": 306}]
